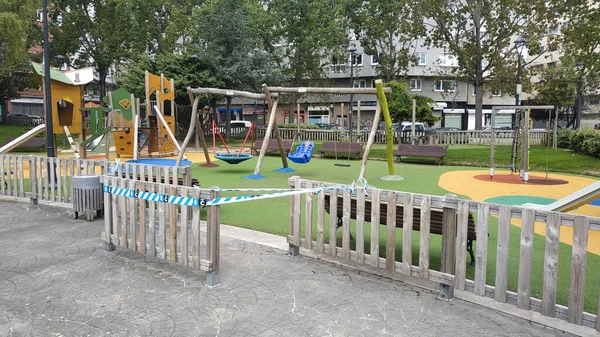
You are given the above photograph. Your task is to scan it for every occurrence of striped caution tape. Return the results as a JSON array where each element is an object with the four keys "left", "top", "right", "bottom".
[{"left": 104, "top": 184, "right": 360, "bottom": 208}]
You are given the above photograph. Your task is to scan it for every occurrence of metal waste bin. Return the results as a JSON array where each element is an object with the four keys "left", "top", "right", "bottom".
[{"left": 72, "top": 175, "right": 104, "bottom": 221}]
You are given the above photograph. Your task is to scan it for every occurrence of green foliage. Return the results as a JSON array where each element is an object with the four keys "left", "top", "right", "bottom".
[
  {"left": 0, "top": 0, "right": 38, "bottom": 103},
  {"left": 385, "top": 80, "right": 438, "bottom": 126},
  {"left": 557, "top": 128, "right": 600, "bottom": 158},
  {"left": 193, "top": 0, "right": 285, "bottom": 92},
  {"left": 264, "top": 0, "right": 350, "bottom": 86},
  {"left": 345, "top": 0, "right": 424, "bottom": 82},
  {"left": 117, "top": 53, "right": 223, "bottom": 106},
  {"left": 533, "top": 61, "right": 578, "bottom": 110},
  {"left": 49, "top": 0, "right": 149, "bottom": 95},
  {"left": 277, "top": 123, "right": 319, "bottom": 129},
  {"left": 417, "top": 0, "right": 547, "bottom": 129}
]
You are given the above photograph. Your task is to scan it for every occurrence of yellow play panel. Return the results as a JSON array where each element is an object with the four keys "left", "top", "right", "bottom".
[{"left": 439, "top": 170, "right": 600, "bottom": 255}]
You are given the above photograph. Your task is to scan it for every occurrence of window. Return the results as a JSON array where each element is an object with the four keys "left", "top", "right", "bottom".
[
  {"left": 36, "top": 9, "right": 43, "bottom": 22},
  {"left": 410, "top": 79, "right": 422, "bottom": 91},
  {"left": 415, "top": 52, "right": 426, "bottom": 66},
  {"left": 588, "top": 99, "right": 600, "bottom": 105},
  {"left": 330, "top": 56, "right": 346, "bottom": 73},
  {"left": 434, "top": 80, "right": 456, "bottom": 92},
  {"left": 439, "top": 53, "right": 458, "bottom": 67},
  {"left": 372, "top": 53, "right": 383, "bottom": 65},
  {"left": 353, "top": 79, "right": 366, "bottom": 88},
  {"left": 548, "top": 25, "right": 559, "bottom": 36},
  {"left": 350, "top": 53, "right": 363, "bottom": 67},
  {"left": 492, "top": 89, "right": 501, "bottom": 97}
]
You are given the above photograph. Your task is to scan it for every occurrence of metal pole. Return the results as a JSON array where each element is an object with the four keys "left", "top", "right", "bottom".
[
  {"left": 576, "top": 76, "right": 582, "bottom": 129},
  {"left": 349, "top": 50, "right": 354, "bottom": 143},
  {"left": 515, "top": 51, "right": 521, "bottom": 106},
  {"left": 42, "top": 0, "right": 55, "bottom": 157}
]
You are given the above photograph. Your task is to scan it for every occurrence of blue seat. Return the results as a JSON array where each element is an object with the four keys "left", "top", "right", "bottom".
[{"left": 288, "top": 141, "right": 314, "bottom": 164}]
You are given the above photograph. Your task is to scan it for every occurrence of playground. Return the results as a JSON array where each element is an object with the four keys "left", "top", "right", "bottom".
[{"left": 2, "top": 69, "right": 600, "bottom": 333}]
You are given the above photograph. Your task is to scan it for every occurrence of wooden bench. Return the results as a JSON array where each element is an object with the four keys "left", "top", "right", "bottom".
[
  {"left": 253, "top": 139, "right": 293, "bottom": 155},
  {"left": 324, "top": 194, "right": 476, "bottom": 265},
  {"left": 318, "top": 142, "right": 363, "bottom": 159},
  {"left": 394, "top": 144, "right": 448, "bottom": 165},
  {"left": 2, "top": 137, "right": 46, "bottom": 152}
]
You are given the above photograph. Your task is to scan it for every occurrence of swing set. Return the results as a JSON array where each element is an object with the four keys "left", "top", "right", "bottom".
[{"left": 210, "top": 121, "right": 255, "bottom": 165}]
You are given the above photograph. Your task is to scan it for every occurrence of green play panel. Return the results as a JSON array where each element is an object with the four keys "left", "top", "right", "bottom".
[{"left": 484, "top": 195, "right": 557, "bottom": 206}]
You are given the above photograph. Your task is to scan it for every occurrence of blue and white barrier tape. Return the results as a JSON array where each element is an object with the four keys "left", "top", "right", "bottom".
[{"left": 104, "top": 183, "right": 362, "bottom": 208}]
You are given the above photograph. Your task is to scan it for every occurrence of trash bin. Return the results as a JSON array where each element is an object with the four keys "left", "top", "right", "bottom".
[{"left": 72, "top": 175, "right": 104, "bottom": 221}]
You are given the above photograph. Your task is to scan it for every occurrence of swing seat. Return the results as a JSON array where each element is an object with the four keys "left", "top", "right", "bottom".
[
  {"left": 288, "top": 141, "right": 314, "bottom": 164},
  {"left": 215, "top": 153, "right": 253, "bottom": 164}
]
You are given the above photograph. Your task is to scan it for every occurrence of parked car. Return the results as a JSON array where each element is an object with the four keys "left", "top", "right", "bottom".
[{"left": 434, "top": 127, "right": 461, "bottom": 132}]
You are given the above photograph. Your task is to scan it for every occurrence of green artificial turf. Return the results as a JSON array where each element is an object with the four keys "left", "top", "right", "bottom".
[{"left": 190, "top": 155, "right": 600, "bottom": 314}]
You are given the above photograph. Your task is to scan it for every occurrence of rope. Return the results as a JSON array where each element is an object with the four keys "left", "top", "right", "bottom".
[{"left": 237, "top": 123, "right": 254, "bottom": 157}]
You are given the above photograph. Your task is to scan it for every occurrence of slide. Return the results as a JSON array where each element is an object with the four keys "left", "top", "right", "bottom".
[
  {"left": 288, "top": 141, "right": 314, "bottom": 164},
  {"left": 86, "top": 134, "right": 104, "bottom": 151},
  {"left": 0, "top": 124, "right": 46, "bottom": 154},
  {"left": 523, "top": 181, "right": 600, "bottom": 212}
]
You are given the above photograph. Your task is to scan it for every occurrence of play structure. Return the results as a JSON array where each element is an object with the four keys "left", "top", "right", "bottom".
[
  {"left": 523, "top": 181, "right": 600, "bottom": 212},
  {"left": 183, "top": 84, "right": 391, "bottom": 180},
  {"left": 31, "top": 62, "right": 95, "bottom": 158},
  {"left": 489, "top": 105, "right": 553, "bottom": 183}
]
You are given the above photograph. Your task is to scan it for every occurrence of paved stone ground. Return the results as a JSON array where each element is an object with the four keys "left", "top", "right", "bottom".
[{"left": 0, "top": 201, "right": 574, "bottom": 337}]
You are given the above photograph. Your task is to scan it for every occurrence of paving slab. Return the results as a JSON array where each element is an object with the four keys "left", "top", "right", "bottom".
[{"left": 0, "top": 201, "right": 574, "bottom": 337}]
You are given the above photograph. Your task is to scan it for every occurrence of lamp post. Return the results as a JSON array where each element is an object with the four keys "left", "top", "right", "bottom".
[
  {"left": 348, "top": 46, "right": 357, "bottom": 143},
  {"left": 42, "top": 0, "right": 55, "bottom": 157},
  {"left": 514, "top": 37, "right": 527, "bottom": 106},
  {"left": 575, "top": 61, "right": 584, "bottom": 130}
]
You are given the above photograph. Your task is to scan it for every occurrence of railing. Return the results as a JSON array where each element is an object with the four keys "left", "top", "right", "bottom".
[
  {"left": 248, "top": 128, "right": 549, "bottom": 146},
  {"left": 288, "top": 177, "right": 600, "bottom": 331},
  {"left": 99, "top": 175, "right": 222, "bottom": 286},
  {"left": 5, "top": 116, "right": 45, "bottom": 127},
  {"left": 0, "top": 155, "right": 192, "bottom": 206}
]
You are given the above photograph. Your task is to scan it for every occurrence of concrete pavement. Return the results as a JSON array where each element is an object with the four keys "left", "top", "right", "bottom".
[{"left": 0, "top": 201, "right": 574, "bottom": 336}]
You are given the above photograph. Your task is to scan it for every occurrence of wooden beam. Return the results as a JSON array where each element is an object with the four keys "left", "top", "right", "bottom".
[
  {"left": 189, "top": 87, "right": 275, "bottom": 100},
  {"left": 266, "top": 86, "right": 391, "bottom": 95},
  {"left": 262, "top": 84, "right": 289, "bottom": 169}
]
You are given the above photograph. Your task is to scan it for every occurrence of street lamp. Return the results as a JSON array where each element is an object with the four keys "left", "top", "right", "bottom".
[
  {"left": 514, "top": 37, "right": 527, "bottom": 106},
  {"left": 575, "top": 61, "right": 585, "bottom": 129},
  {"left": 348, "top": 46, "right": 357, "bottom": 143}
]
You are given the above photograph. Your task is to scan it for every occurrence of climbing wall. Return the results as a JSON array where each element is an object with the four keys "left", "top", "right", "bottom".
[
  {"left": 113, "top": 129, "right": 134, "bottom": 158},
  {"left": 148, "top": 116, "right": 176, "bottom": 155}
]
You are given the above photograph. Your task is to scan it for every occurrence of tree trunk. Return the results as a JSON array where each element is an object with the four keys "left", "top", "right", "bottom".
[
  {"left": 475, "top": 81, "right": 484, "bottom": 130},
  {"left": 225, "top": 96, "right": 231, "bottom": 143},
  {"left": 0, "top": 99, "right": 8, "bottom": 124},
  {"left": 98, "top": 68, "right": 108, "bottom": 105}
]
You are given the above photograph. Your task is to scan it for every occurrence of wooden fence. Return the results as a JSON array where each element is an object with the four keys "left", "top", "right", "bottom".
[
  {"left": 247, "top": 128, "right": 549, "bottom": 146},
  {"left": 99, "top": 175, "right": 222, "bottom": 285},
  {"left": 0, "top": 155, "right": 192, "bottom": 205},
  {"left": 288, "top": 177, "right": 600, "bottom": 331}
]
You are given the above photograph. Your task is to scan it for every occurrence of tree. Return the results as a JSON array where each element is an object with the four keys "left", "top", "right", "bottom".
[
  {"left": 386, "top": 80, "right": 438, "bottom": 125},
  {"left": 263, "top": 0, "right": 350, "bottom": 86},
  {"left": 49, "top": 0, "right": 146, "bottom": 98},
  {"left": 117, "top": 53, "right": 223, "bottom": 106},
  {"left": 553, "top": 0, "right": 600, "bottom": 92},
  {"left": 344, "top": 0, "right": 425, "bottom": 82},
  {"left": 0, "top": 0, "right": 38, "bottom": 116},
  {"left": 417, "top": 0, "right": 548, "bottom": 130}
]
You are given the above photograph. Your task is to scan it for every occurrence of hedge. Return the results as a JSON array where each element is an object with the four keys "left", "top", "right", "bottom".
[{"left": 557, "top": 128, "right": 600, "bottom": 158}]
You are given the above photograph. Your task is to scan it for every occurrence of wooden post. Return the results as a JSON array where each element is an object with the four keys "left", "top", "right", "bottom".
[
  {"left": 567, "top": 216, "right": 590, "bottom": 325},
  {"left": 175, "top": 91, "right": 200, "bottom": 166},
  {"left": 304, "top": 181, "right": 313, "bottom": 250},
  {"left": 411, "top": 99, "right": 416, "bottom": 145},
  {"left": 356, "top": 100, "right": 361, "bottom": 133},
  {"left": 358, "top": 99, "right": 382, "bottom": 179},
  {"left": 342, "top": 189, "right": 351, "bottom": 260},
  {"left": 386, "top": 192, "right": 397, "bottom": 272},
  {"left": 419, "top": 196, "right": 431, "bottom": 280},
  {"left": 516, "top": 209, "right": 535, "bottom": 309},
  {"left": 62, "top": 126, "right": 80, "bottom": 159},
  {"left": 206, "top": 188, "right": 221, "bottom": 286},
  {"left": 495, "top": 206, "right": 511, "bottom": 302},
  {"left": 402, "top": 193, "right": 414, "bottom": 275},
  {"left": 262, "top": 85, "right": 289, "bottom": 169},
  {"left": 356, "top": 189, "right": 365, "bottom": 264},
  {"left": 329, "top": 188, "right": 338, "bottom": 257},
  {"left": 474, "top": 203, "right": 490, "bottom": 296},
  {"left": 441, "top": 194, "right": 457, "bottom": 274},
  {"left": 370, "top": 189, "right": 381, "bottom": 267},
  {"left": 541, "top": 212, "right": 561, "bottom": 317},
  {"left": 454, "top": 200, "right": 470, "bottom": 291},
  {"left": 29, "top": 155, "right": 38, "bottom": 205},
  {"left": 133, "top": 93, "right": 139, "bottom": 161}
]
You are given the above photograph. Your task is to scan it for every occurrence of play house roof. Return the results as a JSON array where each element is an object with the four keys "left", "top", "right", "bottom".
[{"left": 31, "top": 62, "right": 94, "bottom": 86}]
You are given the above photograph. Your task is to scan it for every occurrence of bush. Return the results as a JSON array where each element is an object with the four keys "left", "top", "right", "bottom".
[
  {"left": 556, "top": 128, "right": 600, "bottom": 158},
  {"left": 277, "top": 123, "right": 320, "bottom": 129}
]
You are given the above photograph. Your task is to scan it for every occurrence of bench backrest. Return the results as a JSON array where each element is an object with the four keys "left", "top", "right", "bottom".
[
  {"left": 320, "top": 142, "right": 363, "bottom": 153},
  {"left": 396, "top": 144, "right": 447, "bottom": 156},
  {"left": 254, "top": 139, "right": 292, "bottom": 151},
  {"left": 324, "top": 194, "right": 476, "bottom": 240}
]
